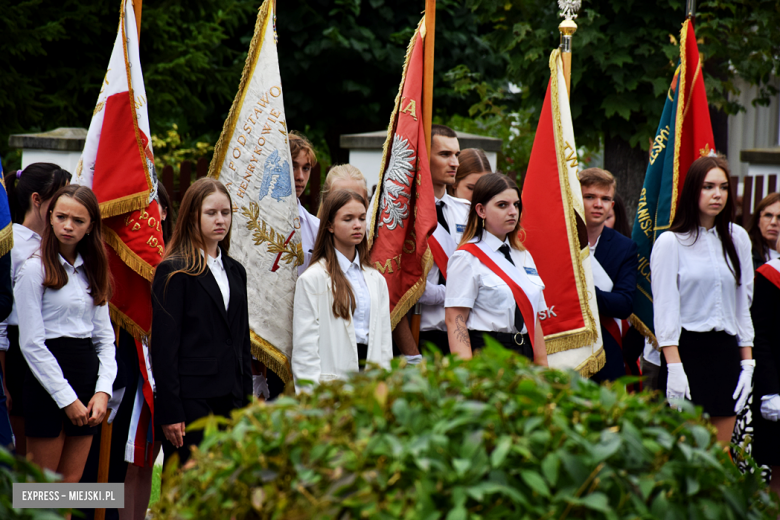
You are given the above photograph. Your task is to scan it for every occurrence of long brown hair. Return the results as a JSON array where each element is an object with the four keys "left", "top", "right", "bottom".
[
  {"left": 449, "top": 148, "right": 491, "bottom": 195},
  {"left": 162, "top": 178, "right": 232, "bottom": 280},
  {"left": 41, "top": 185, "right": 111, "bottom": 306},
  {"left": 459, "top": 173, "right": 524, "bottom": 250},
  {"left": 316, "top": 164, "right": 368, "bottom": 219},
  {"left": 669, "top": 155, "right": 741, "bottom": 284},
  {"left": 310, "top": 190, "right": 370, "bottom": 320},
  {"left": 747, "top": 192, "right": 780, "bottom": 262}
]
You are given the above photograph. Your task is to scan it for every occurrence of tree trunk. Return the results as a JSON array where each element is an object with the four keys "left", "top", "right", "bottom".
[{"left": 604, "top": 134, "right": 649, "bottom": 231}]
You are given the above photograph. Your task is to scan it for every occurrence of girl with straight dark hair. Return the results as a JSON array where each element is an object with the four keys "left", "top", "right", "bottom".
[
  {"left": 445, "top": 173, "right": 548, "bottom": 365},
  {"left": 651, "top": 156, "right": 754, "bottom": 443},
  {"left": 15, "top": 185, "right": 115, "bottom": 482},
  {"left": 292, "top": 190, "right": 392, "bottom": 391},
  {"left": 1, "top": 163, "right": 71, "bottom": 455},
  {"left": 151, "top": 178, "right": 251, "bottom": 466}
]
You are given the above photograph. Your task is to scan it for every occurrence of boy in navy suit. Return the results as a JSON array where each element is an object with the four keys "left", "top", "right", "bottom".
[{"left": 579, "top": 168, "right": 638, "bottom": 382}]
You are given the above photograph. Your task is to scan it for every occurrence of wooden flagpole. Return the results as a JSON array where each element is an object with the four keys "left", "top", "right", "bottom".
[{"left": 412, "top": 0, "right": 436, "bottom": 346}]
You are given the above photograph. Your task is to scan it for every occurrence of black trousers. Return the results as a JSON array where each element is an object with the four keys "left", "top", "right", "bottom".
[{"left": 419, "top": 330, "right": 451, "bottom": 355}]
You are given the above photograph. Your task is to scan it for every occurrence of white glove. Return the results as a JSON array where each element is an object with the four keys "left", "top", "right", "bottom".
[
  {"left": 760, "top": 394, "right": 780, "bottom": 422},
  {"left": 253, "top": 374, "right": 270, "bottom": 400},
  {"left": 732, "top": 359, "right": 755, "bottom": 413},
  {"left": 666, "top": 363, "right": 691, "bottom": 403},
  {"left": 107, "top": 386, "right": 126, "bottom": 424},
  {"left": 404, "top": 355, "right": 423, "bottom": 365}
]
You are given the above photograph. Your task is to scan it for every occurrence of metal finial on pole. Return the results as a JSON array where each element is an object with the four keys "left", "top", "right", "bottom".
[
  {"left": 558, "top": 0, "right": 580, "bottom": 98},
  {"left": 686, "top": 0, "right": 696, "bottom": 19}
]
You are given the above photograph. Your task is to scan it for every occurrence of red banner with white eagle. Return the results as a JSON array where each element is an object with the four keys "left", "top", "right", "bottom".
[
  {"left": 76, "top": 0, "right": 162, "bottom": 467},
  {"left": 367, "top": 17, "right": 437, "bottom": 328}
]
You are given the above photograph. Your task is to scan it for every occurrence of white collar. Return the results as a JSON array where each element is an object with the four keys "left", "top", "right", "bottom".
[
  {"left": 699, "top": 225, "right": 718, "bottom": 236},
  {"left": 58, "top": 252, "right": 84, "bottom": 269},
  {"left": 14, "top": 223, "right": 40, "bottom": 241},
  {"left": 201, "top": 248, "right": 224, "bottom": 271},
  {"left": 335, "top": 248, "right": 361, "bottom": 274}
]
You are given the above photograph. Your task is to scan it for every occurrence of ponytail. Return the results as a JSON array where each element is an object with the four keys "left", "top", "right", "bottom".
[{"left": 5, "top": 163, "right": 72, "bottom": 223}]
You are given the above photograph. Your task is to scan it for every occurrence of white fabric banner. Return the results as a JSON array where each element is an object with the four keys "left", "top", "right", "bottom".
[{"left": 209, "top": 0, "right": 301, "bottom": 381}]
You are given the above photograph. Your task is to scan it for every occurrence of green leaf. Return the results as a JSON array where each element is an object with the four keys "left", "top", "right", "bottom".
[
  {"left": 491, "top": 436, "right": 512, "bottom": 468},
  {"left": 520, "top": 470, "right": 551, "bottom": 497},
  {"left": 541, "top": 453, "right": 560, "bottom": 487}
]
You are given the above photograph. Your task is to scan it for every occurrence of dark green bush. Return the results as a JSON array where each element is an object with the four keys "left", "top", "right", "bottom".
[
  {"left": 154, "top": 340, "right": 778, "bottom": 519},
  {"left": 0, "top": 447, "right": 66, "bottom": 520}
]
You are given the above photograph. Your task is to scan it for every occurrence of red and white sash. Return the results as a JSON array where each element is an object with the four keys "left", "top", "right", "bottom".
[
  {"left": 429, "top": 223, "right": 458, "bottom": 280},
  {"left": 757, "top": 258, "right": 780, "bottom": 290},
  {"left": 459, "top": 242, "right": 540, "bottom": 347}
]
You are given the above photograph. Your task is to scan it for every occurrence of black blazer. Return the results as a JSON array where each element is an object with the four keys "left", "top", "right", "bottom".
[
  {"left": 752, "top": 273, "right": 780, "bottom": 399},
  {"left": 151, "top": 251, "right": 252, "bottom": 426}
]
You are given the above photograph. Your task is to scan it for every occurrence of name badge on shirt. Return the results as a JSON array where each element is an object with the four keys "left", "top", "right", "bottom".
[
  {"left": 456, "top": 224, "right": 466, "bottom": 233},
  {"left": 524, "top": 266, "right": 545, "bottom": 287}
]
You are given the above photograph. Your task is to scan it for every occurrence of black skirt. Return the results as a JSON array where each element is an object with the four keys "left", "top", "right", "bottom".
[
  {"left": 751, "top": 400, "right": 780, "bottom": 467},
  {"left": 658, "top": 329, "right": 741, "bottom": 417},
  {"left": 24, "top": 337, "right": 100, "bottom": 437},
  {"left": 5, "top": 325, "right": 29, "bottom": 416},
  {"left": 469, "top": 330, "right": 534, "bottom": 361}
]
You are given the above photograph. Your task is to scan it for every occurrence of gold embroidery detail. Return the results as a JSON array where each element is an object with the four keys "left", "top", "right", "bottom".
[{"left": 242, "top": 202, "right": 303, "bottom": 266}]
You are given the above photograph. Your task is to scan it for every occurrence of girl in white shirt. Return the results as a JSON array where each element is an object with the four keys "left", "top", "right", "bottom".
[
  {"left": 445, "top": 173, "right": 548, "bottom": 365},
  {"left": 292, "top": 190, "right": 392, "bottom": 391},
  {"left": 15, "top": 185, "right": 115, "bottom": 482},
  {"left": 1, "top": 162, "right": 71, "bottom": 455},
  {"left": 651, "top": 156, "right": 754, "bottom": 444}
]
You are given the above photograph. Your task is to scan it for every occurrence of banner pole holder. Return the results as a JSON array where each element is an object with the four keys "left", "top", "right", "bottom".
[{"left": 557, "top": 0, "right": 580, "bottom": 99}]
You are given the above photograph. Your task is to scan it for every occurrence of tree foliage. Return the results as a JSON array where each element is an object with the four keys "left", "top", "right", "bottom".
[
  {"left": 153, "top": 341, "right": 777, "bottom": 519},
  {"left": 465, "top": 0, "right": 780, "bottom": 152}
]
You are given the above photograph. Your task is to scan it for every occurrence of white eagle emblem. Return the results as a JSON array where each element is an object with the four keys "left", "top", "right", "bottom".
[{"left": 379, "top": 134, "right": 416, "bottom": 230}]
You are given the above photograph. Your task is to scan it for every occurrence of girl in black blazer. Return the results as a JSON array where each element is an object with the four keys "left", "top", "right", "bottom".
[{"left": 151, "top": 178, "right": 252, "bottom": 466}]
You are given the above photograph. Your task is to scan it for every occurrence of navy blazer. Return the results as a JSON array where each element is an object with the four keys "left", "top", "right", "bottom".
[{"left": 593, "top": 226, "right": 638, "bottom": 320}]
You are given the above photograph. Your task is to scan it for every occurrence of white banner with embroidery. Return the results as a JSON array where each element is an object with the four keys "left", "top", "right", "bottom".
[{"left": 209, "top": 0, "right": 301, "bottom": 382}]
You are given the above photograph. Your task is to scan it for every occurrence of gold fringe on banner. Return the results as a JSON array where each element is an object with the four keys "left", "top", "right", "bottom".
[
  {"left": 390, "top": 248, "right": 433, "bottom": 330},
  {"left": 251, "top": 331, "right": 292, "bottom": 383},
  {"left": 208, "top": 0, "right": 271, "bottom": 180},
  {"left": 103, "top": 226, "right": 156, "bottom": 281},
  {"left": 109, "top": 304, "right": 150, "bottom": 342},
  {"left": 629, "top": 313, "right": 659, "bottom": 348},
  {"left": 575, "top": 347, "right": 606, "bottom": 378},
  {"left": 99, "top": 191, "right": 151, "bottom": 220},
  {"left": 670, "top": 19, "right": 689, "bottom": 225},
  {"left": 0, "top": 224, "right": 14, "bottom": 259},
  {"left": 545, "top": 328, "right": 598, "bottom": 355}
]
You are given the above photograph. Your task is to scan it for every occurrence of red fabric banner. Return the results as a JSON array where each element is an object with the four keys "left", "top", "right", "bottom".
[{"left": 367, "top": 20, "right": 437, "bottom": 328}]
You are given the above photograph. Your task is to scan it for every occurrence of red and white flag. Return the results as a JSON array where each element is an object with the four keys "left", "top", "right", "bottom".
[
  {"left": 521, "top": 49, "right": 604, "bottom": 377},
  {"left": 76, "top": 0, "right": 162, "bottom": 467},
  {"left": 367, "top": 17, "right": 437, "bottom": 327}
]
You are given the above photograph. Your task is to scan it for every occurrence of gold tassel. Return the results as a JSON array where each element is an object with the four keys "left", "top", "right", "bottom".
[
  {"left": 0, "top": 224, "right": 14, "bottom": 258},
  {"left": 103, "top": 227, "right": 156, "bottom": 281},
  {"left": 109, "top": 304, "right": 150, "bottom": 342},
  {"left": 250, "top": 331, "right": 292, "bottom": 383},
  {"left": 99, "top": 191, "right": 150, "bottom": 219},
  {"left": 389, "top": 248, "right": 433, "bottom": 330},
  {"left": 544, "top": 329, "right": 599, "bottom": 355},
  {"left": 629, "top": 314, "right": 658, "bottom": 348},
  {"left": 575, "top": 347, "right": 606, "bottom": 378}
]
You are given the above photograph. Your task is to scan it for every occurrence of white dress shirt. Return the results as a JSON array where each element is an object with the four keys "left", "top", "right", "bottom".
[
  {"left": 205, "top": 248, "right": 230, "bottom": 311},
  {"left": 298, "top": 200, "right": 320, "bottom": 275},
  {"left": 335, "top": 249, "right": 371, "bottom": 344},
  {"left": 14, "top": 253, "right": 117, "bottom": 408},
  {"left": 651, "top": 224, "right": 754, "bottom": 348},
  {"left": 445, "top": 231, "right": 547, "bottom": 334},
  {"left": 419, "top": 193, "right": 470, "bottom": 331},
  {"left": 0, "top": 224, "right": 42, "bottom": 351}
]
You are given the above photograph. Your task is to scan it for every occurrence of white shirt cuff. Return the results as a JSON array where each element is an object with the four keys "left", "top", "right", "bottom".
[
  {"left": 52, "top": 386, "right": 79, "bottom": 409},
  {"left": 95, "top": 378, "right": 114, "bottom": 399}
]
